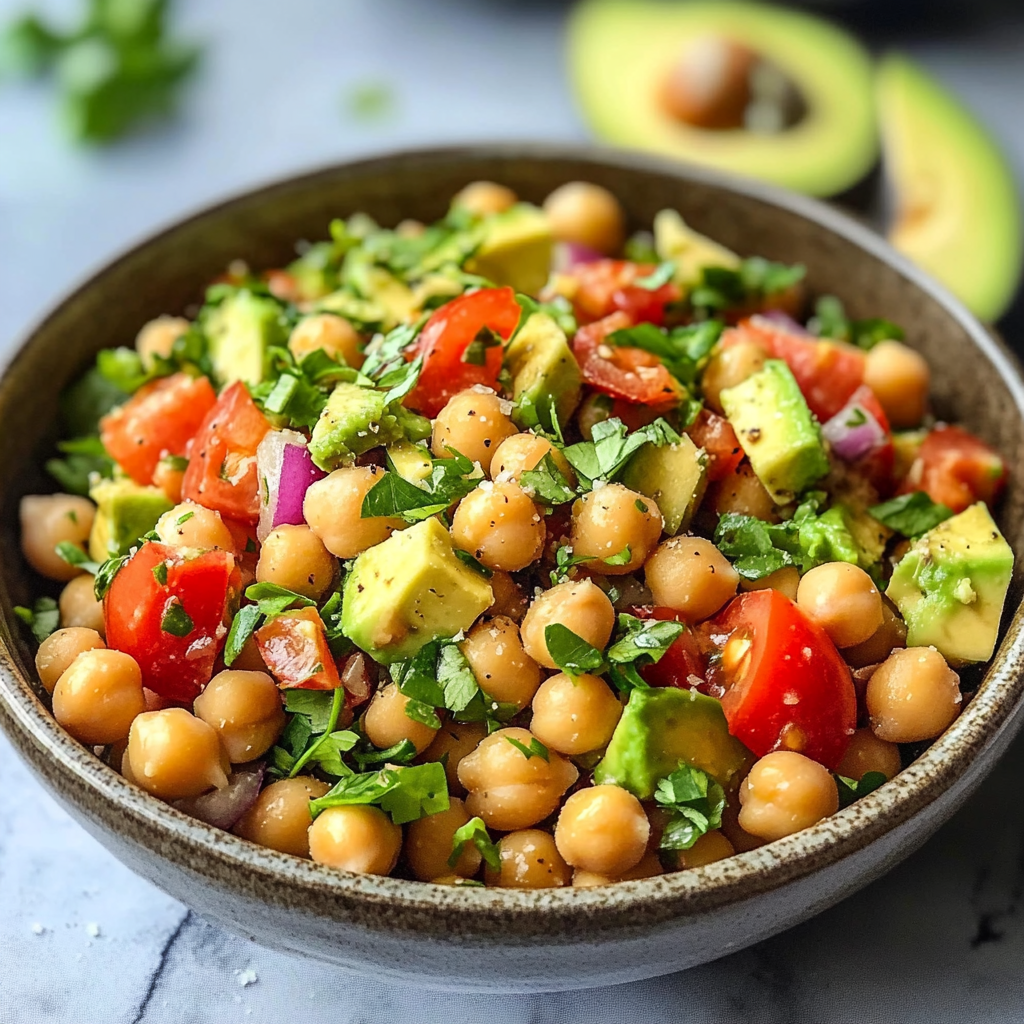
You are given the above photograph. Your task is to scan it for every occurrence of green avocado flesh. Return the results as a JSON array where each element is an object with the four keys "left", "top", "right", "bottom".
[
  {"left": 88, "top": 478, "right": 173, "bottom": 560},
  {"left": 504, "top": 311, "right": 582, "bottom": 433},
  {"left": 878, "top": 55, "right": 1022, "bottom": 322},
  {"left": 594, "top": 686, "right": 752, "bottom": 800},
  {"left": 886, "top": 502, "right": 1014, "bottom": 665},
  {"left": 621, "top": 433, "right": 707, "bottom": 535},
  {"left": 309, "top": 382, "right": 403, "bottom": 471},
  {"left": 341, "top": 518, "right": 494, "bottom": 664},
  {"left": 465, "top": 204, "right": 553, "bottom": 296},
  {"left": 569, "top": 0, "right": 878, "bottom": 197},
  {"left": 205, "top": 290, "right": 285, "bottom": 388}
]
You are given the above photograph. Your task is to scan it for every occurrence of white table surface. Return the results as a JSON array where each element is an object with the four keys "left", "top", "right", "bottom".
[{"left": 3, "top": 2, "right": 1024, "bottom": 1020}]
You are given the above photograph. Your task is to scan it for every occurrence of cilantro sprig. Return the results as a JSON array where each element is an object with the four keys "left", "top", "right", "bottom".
[
  {"left": 13, "top": 597, "right": 60, "bottom": 643},
  {"left": 309, "top": 762, "right": 449, "bottom": 826},
  {"left": 449, "top": 816, "right": 500, "bottom": 871},
  {"left": 869, "top": 492, "right": 952, "bottom": 538},
  {"left": 808, "top": 295, "right": 905, "bottom": 352},
  {"left": 654, "top": 764, "right": 726, "bottom": 851},
  {"left": 360, "top": 447, "right": 480, "bottom": 523},
  {"left": 562, "top": 417, "right": 681, "bottom": 490},
  {"left": 223, "top": 582, "right": 316, "bottom": 666}
]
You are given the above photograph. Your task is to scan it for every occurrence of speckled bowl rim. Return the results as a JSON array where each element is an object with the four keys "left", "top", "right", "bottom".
[{"left": 2, "top": 143, "right": 1024, "bottom": 940}]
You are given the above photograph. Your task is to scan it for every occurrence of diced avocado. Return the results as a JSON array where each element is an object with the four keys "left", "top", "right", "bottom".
[
  {"left": 342, "top": 518, "right": 494, "bottom": 663},
  {"left": 720, "top": 359, "right": 829, "bottom": 503},
  {"left": 654, "top": 209, "right": 740, "bottom": 289},
  {"left": 411, "top": 272, "right": 465, "bottom": 311},
  {"left": 388, "top": 440, "right": 433, "bottom": 485},
  {"left": 465, "top": 204, "right": 553, "bottom": 295},
  {"left": 622, "top": 433, "right": 707, "bottom": 535},
  {"left": 837, "top": 503, "right": 892, "bottom": 572},
  {"left": 594, "top": 687, "right": 753, "bottom": 799},
  {"left": 88, "top": 478, "right": 173, "bottom": 560},
  {"left": 346, "top": 259, "right": 418, "bottom": 331},
  {"left": 892, "top": 429, "right": 927, "bottom": 481},
  {"left": 309, "top": 383, "right": 404, "bottom": 471},
  {"left": 886, "top": 502, "right": 1014, "bottom": 665},
  {"left": 315, "top": 289, "right": 388, "bottom": 332},
  {"left": 504, "top": 312, "right": 582, "bottom": 433},
  {"left": 392, "top": 405, "right": 432, "bottom": 444},
  {"left": 205, "top": 290, "right": 286, "bottom": 388}
]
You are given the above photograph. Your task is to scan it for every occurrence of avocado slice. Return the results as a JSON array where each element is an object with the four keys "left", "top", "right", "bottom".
[
  {"left": 88, "top": 478, "right": 173, "bottom": 560},
  {"left": 878, "top": 55, "right": 1023, "bottom": 321},
  {"left": 720, "top": 359, "right": 829, "bottom": 504},
  {"left": 504, "top": 311, "right": 583, "bottom": 433},
  {"left": 594, "top": 686, "right": 753, "bottom": 800},
  {"left": 342, "top": 518, "right": 494, "bottom": 663},
  {"left": 621, "top": 433, "right": 707, "bottom": 535},
  {"left": 654, "top": 209, "right": 740, "bottom": 290},
  {"left": 568, "top": 0, "right": 877, "bottom": 197},
  {"left": 886, "top": 502, "right": 1014, "bottom": 665},
  {"left": 465, "top": 204, "right": 553, "bottom": 295},
  {"left": 344, "top": 257, "right": 418, "bottom": 331},
  {"left": 387, "top": 439, "right": 433, "bottom": 485},
  {"left": 204, "top": 290, "right": 286, "bottom": 388},
  {"left": 308, "top": 382, "right": 405, "bottom": 471}
]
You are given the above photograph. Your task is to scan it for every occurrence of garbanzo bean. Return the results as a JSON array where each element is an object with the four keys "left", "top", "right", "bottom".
[
  {"left": 520, "top": 580, "right": 615, "bottom": 670},
  {"left": 484, "top": 829, "right": 571, "bottom": 889},
  {"left": 844, "top": 598, "right": 908, "bottom": 669},
  {"left": 192, "top": 670, "right": 286, "bottom": 763},
  {"left": 570, "top": 484, "right": 663, "bottom": 575},
  {"left": 234, "top": 776, "right": 329, "bottom": 857},
  {"left": 866, "top": 647, "right": 961, "bottom": 743},
  {"left": 486, "top": 569, "right": 529, "bottom": 622},
  {"left": 450, "top": 481, "right": 545, "bottom": 573},
  {"left": 432, "top": 388, "right": 518, "bottom": 476},
  {"left": 155, "top": 501, "right": 234, "bottom": 554},
  {"left": 255, "top": 524, "right": 336, "bottom": 600},
  {"left": 738, "top": 751, "right": 839, "bottom": 842},
  {"left": 554, "top": 785, "right": 650, "bottom": 876},
  {"left": 460, "top": 616, "right": 541, "bottom": 710},
  {"left": 136, "top": 315, "right": 188, "bottom": 370},
  {"left": 35, "top": 627, "right": 105, "bottom": 694},
  {"left": 52, "top": 648, "right": 145, "bottom": 745},
  {"left": 491, "top": 432, "right": 575, "bottom": 487},
  {"left": 572, "top": 850, "right": 663, "bottom": 887},
  {"left": 644, "top": 536, "right": 738, "bottom": 621},
  {"left": 20, "top": 494, "right": 95, "bottom": 581},
  {"left": 362, "top": 684, "right": 439, "bottom": 754},
  {"left": 288, "top": 313, "right": 364, "bottom": 368},
  {"left": 421, "top": 719, "right": 487, "bottom": 796},
  {"left": 452, "top": 180, "right": 518, "bottom": 218},
  {"left": 797, "top": 561, "right": 882, "bottom": 648},
  {"left": 836, "top": 727, "right": 902, "bottom": 781},
  {"left": 864, "top": 340, "right": 929, "bottom": 429},
  {"left": 543, "top": 182, "right": 626, "bottom": 255},
  {"left": 308, "top": 805, "right": 402, "bottom": 875},
  {"left": 303, "top": 466, "right": 403, "bottom": 559},
  {"left": 405, "top": 797, "right": 481, "bottom": 882},
  {"left": 530, "top": 672, "right": 622, "bottom": 755},
  {"left": 127, "top": 708, "right": 230, "bottom": 800},
  {"left": 59, "top": 575, "right": 105, "bottom": 634},
  {"left": 711, "top": 461, "right": 777, "bottom": 521},
  {"left": 702, "top": 342, "right": 768, "bottom": 414},
  {"left": 673, "top": 830, "right": 736, "bottom": 869},
  {"left": 458, "top": 727, "right": 578, "bottom": 831}
]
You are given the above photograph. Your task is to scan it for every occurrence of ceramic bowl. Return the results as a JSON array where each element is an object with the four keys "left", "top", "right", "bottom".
[{"left": 2, "top": 145, "right": 1023, "bottom": 994}]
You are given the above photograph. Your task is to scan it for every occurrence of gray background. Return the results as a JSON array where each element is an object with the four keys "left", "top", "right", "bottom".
[{"left": 3, "top": 2, "right": 1024, "bottom": 1021}]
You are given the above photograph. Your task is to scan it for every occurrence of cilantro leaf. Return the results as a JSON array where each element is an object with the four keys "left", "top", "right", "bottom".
[
  {"left": 519, "top": 451, "right": 577, "bottom": 506},
  {"left": 505, "top": 735, "right": 549, "bottom": 761},
  {"left": 45, "top": 435, "right": 114, "bottom": 496},
  {"left": 310, "top": 763, "right": 450, "bottom": 826},
  {"left": 604, "top": 545, "right": 632, "bottom": 567},
  {"left": 544, "top": 623, "right": 605, "bottom": 677},
  {"left": 563, "top": 417, "right": 681, "bottom": 488},
  {"left": 54, "top": 541, "right": 100, "bottom": 574},
  {"left": 808, "top": 295, "right": 905, "bottom": 351},
  {"left": 245, "top": 582, "right": 316, "bottom": 618},
  {"left": 286, "top": 686, "right": 347, "bottom": 779},
  {"left": 306, "top": 729, "right": 360, "bottom": 777},
  {"left": 462, "top": 325, "right": 503, "bottom": 366},
  {"left": 607, "top": 321, "right": 722, "bottom": 387},
  {"left": 403, "top": 698, "right": 442, "bottom": 730},
  {"left": 549, "top": 544, "right": 595, "bottom": 586},
  {"left": 454, "top": 550, "right": 493, "bottom": 578},
  {"left": 351, "top": 738, "right": 418, "bottom": 768},
  {"left": 690, "top": 258, "right": 805, "bottom": 316},
  {"left": 449, "top": 816, "right": 501, "bottom": 871},
  {"left": 361, "top": 448, "right": 480, "bottom": 522},
  {"left": 835, "top": 771, "right": 887, "bottom": 810},
  {"left": 14, "top": 597, "right": 60, "bottom": 644},
  {"left": 159, "top": 599, "right": 193, "bottom": 637},
  {"left": 631, "top": 261, "right": 675, "bottom": 291},
  {"left": 869, "top": 492, "right": 953, "bottom": 538},
  {"left": 392, "top": 641, "right": 445, "bottom": 708},
  {"left": 283, "top": 689, "right": 339, "bottom": 734},
  {"left": 92, "top": 551, "right": 129, "bottom": 600},
  {"left": 605, "top": 614, "right": 684, "bottom": 693},
  {"left": 654, "top": 764, "right": 726, "bottom": 851},
  {"left": 223, "top": 604, "right": 262, "bottom": 667},
  {"left": 436, "top": 643, "right": 480, "bottom": 714}
]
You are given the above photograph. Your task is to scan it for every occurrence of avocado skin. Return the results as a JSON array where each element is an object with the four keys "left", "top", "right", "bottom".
[{"left": 504, "top": 312, "right": 582, "bottom": 434}]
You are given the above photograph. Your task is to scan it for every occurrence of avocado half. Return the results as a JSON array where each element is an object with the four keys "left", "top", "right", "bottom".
[
  {"left": 568, "top": 0, "right": 878, "bottom": 197},
  {"left": 877, "top": 55, "right": 1023, "bottom": 322}
]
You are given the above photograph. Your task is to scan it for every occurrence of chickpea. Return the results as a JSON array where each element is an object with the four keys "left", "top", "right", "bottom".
[
  {"left": 739, "top": 566, "right": 800, "bottom": 602},
  {"left": 288, "top": 313, "right": 364, "bottom": 368},
  {"left": 484, "top": 829, "right": 571, "bottom": 889},
  {"left": 864, "top": 340, "right": 929, "bottom": 429},
  {"left": 738, "top": 751, "right": 839, "bottom": 842},
  {"left": 836, "top": 727, "right": 902, "bottom": 782},
  {"left": 308, "top": 805, "right": 402, "bottom": 875},
  {"left": 644, "top": 536, "right": 738, "bottom": 621},
  {"left": 192, "top": 670, "right": 286, "bottom": 763},
  {"left": 486, "top": 569, "right": 529, "bottom": 622},
  {"left": 491, "top": 433, "right": 575, "bottom": 487},
  {"left": 35, "top": 627, "right": 105, "bottom": 694},
  {"left": 234, "top": 776, "right": 329, "bottom": 857},
  {"left": 844, "top": 598, "right": 907, "bottom": 669},
  {"left": 303, "top": 466, "right": 403, "bottom": 559},
  {"left": 20, "top": 494, "right": 95, "bottom": 581},
  {"left": 530, "top": 673, "right": 622, "bottom": 755},
  {"left": 127, "top": 708, "right": 230, "bottom": 800},
  {"left": 797, "top": 562, "right": 882, "bottom": 648},
  {"left": 672, "top": 830, "right": 736, "bottom": 870},
  {"left": 452, "top": 180, "right": 518, "bottom": 218},
  {"left": 458, "top": 727, "right": 578, "bottom": 830},
  {"left": 363, "top": 684, "right": 438, "bottom": 754},
  {"left": 59, "top": 575, "right": 105, "bottom": 634},
  {"left": 543, "top": 182, "right": 626, "bottom": 255},
  {"left": 711, "top": 461, "right": 777, "bottom": 521},
  {"left": 520, "top": 580, "right": 615, "bottom": 670},
  {"left": 421, "top": 720, "right": 487, "bottom": 796},
  {"left": 866, "top": 647, "right": 961, "bottom": 743},
  {"left": 450, "top": 481, "right": 545, "bottom": 573},
  {"left": 572, "top": 850, "right": 663, "bottom": 887},
  {"left": 460, "top": 616, "right": 541, "bottom": 711},
  {"left": 136, "top": 315, "right": 188, "bottom": 370},
  {"left": 570, "top": 485, "right": 663, "bottom": 575},
  {"left": 51, "top": 648, "right": 144, "bottom": 745},
  {"left": 702, "top": 342, "right": 768, "bottom": 414},
  {"left": 155, "top": 501, "right": 234, "bottom": 554},
  {"left": 432, "top": 388, "right": 518, "bottom": 476},
  {"left": 554, "top": 785, "right": 650, "bottom": 876},
  {"left": 396, "top": 219, "right": 426, "bottom": 238},
  {"left": 152, "top": 457, "right": 185, "bottom": 504},
  {"left": 405, "top": 797, "right": 481, "bottom": 882},
  {"left": 255, "top": 524, "right": 336, "bottom": 600}
]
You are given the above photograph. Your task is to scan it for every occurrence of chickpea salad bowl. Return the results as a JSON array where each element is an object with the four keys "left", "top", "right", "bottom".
[{"left": 2, "top": 147, "right": 1024, "bottom": 992}]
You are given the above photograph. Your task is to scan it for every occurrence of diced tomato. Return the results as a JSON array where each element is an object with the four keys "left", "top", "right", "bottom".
[
  {"left": 900, "top": 424, "right": 1009, "bottom": 513},
  {"left": 100, "top": 373, "right": 217, "bottom": 486},
  {"left": 403, "top": 287, "right": 520, "bottom": 418},
  {"left": 104, "top": 541, "right": 240, "bottom": 703},
  {"left": 181, "top": 382, "right": 272, "bottom": 525},
  {"left": 255, "top": 606, "right": 342, "bottom": 691},
  {"left": 263, "top": 269, "right": 302, "bottom": 304},
  {"left": 823, "top": 384, "right": 895, "bottom": 494},
  {"left": 711, "top": 589, "right": 856, "bottom": 770},
  {"left": 629, "top": 606, "right": 717, "bottom": 691},
  {"left": 686, "top": 409, "right": 743, "bottom": 482},
  {"left": 570, "top": 260, "right": 681, "bottom": 325}
]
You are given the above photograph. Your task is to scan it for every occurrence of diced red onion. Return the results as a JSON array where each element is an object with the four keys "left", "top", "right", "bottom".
[
  {"left": 256, "top": 430, "right": 325, "bottom": 542},
  {"left": 823, "top": 399, "right": 888, "bottom": 463},
  {"left": 340, "top": 652, "right": 373, "bottom": 707},
  {"left": 553, "top": 241, "right": 604, "bottom": 273},
  {"left": 753, "top": 310, "right": 810, "bottom": 336},
  {"left": 173, "top": 764, "right": 264, "bottom": 830}
]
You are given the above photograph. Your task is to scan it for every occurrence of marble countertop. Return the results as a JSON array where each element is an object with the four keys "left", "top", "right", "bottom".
[{"left": 3, "top": 2, "right": 1024, "bottom": 1020}]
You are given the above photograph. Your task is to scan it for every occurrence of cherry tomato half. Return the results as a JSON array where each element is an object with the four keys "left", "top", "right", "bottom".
[
  {"left": 570, "top": 260, "right": 681, "bottom": 325},
  {"left": 900, "top": 424, "right": 1008, "bottom": 513},
  {"left": 255, "top": 606, "right": 342, "bottom": 691},
  {"left": 686, "top": 408, "right": 744, "bottom": 482},
  {"left": 629, "top": 606, "right": 717, "bottom": 691}
]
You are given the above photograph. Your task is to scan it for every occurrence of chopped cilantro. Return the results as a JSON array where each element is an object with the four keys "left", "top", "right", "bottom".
[
  {"left": 654, "top": 764, "right": 726, "bottom": 851},
  {"left": 361, "top": 447, "right": 479, "bottom": 522},
  {"left": 13, "top": 597, "right": 60, "bottom": 643},
  {"left": 607, "top": 320, "right": 722, "bottom": 387},
  {"left": 310, "top": 762, "right": 449, "bottom": 826},
  {"left": 462, "top": 325, "right": 503, "bottom": 366},
  {"left": 151, "top": 562, "right": 168, "bottom": 586},
  {"left": 175, "top": 510, "right": 194, "bottom": 526},
  {"left": 869, "top": 492, "right": 953, "bottom": 538},
  {"left": 632, "top": 261, "right": 675, "bottom": 291},
  {"left": 604, "top": 545, "right": 632, "bottom": 567},
  {"left": 45, "top": 435, "right": 114, "bottom": 496},
  {"left": 449, "top": 816, "right": 501, "bottom": 871},
  {"left": 690, "top": 258, "right": 805, "bottom": 317},
  {"left": 519, "top": 451, "right": 577, "bottom": 506},
  {"left": 835, "top": 771, "right": 887, "bottom": 809},
  {"left": 562, "top": 417, "right": 681, "bottom": 489},
  {"left": 54, "top": 541, "right": 100, "bottom": 574},
  {"left": 159, "top": 598, "right": 193, "bottom": 637},
  {"left": 808, "top": 295, "right": 905, "bottom": 351},
  {"left": 549, "top": 544, "right": 596, "bottom": 586},
  {"left": 544, "top": 623, "right": 605, "bottom": 678},
  {"left": 605, "top": 613, "right": 685, "bottom": 693},
  {"left": 454, "top": 549, "right": 493, "bottom": 578},
  {"left": 505, "top": 735, "right": 549, "bottom": 762}
]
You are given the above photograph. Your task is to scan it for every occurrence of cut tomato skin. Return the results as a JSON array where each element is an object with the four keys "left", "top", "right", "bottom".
[
  {"left": 100, "top": 373, "right": 217, "bottom": 486},
  {"left": 255, "top": 606, "right": 342, "bottom": 691},
  {"left": 712, "top": 589, "right": 856, "bottom": 770},
  {"left": 569, "top": 260, "right": 680, "bottom": 325},
  {"left": 686, "top": 408, "right": 743, "bottom": 482},
  {"left": 181, "top": 381, "right": 272, "bottom": 525},
  {"left": 629, "top": 606, "right": 717, "bottom": 691},
  {"left": 104, "top": 541, "right": 239, "bottom": 703},
  {"left": 403, "top": 287, "right": 520, "bottom": 418}
]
